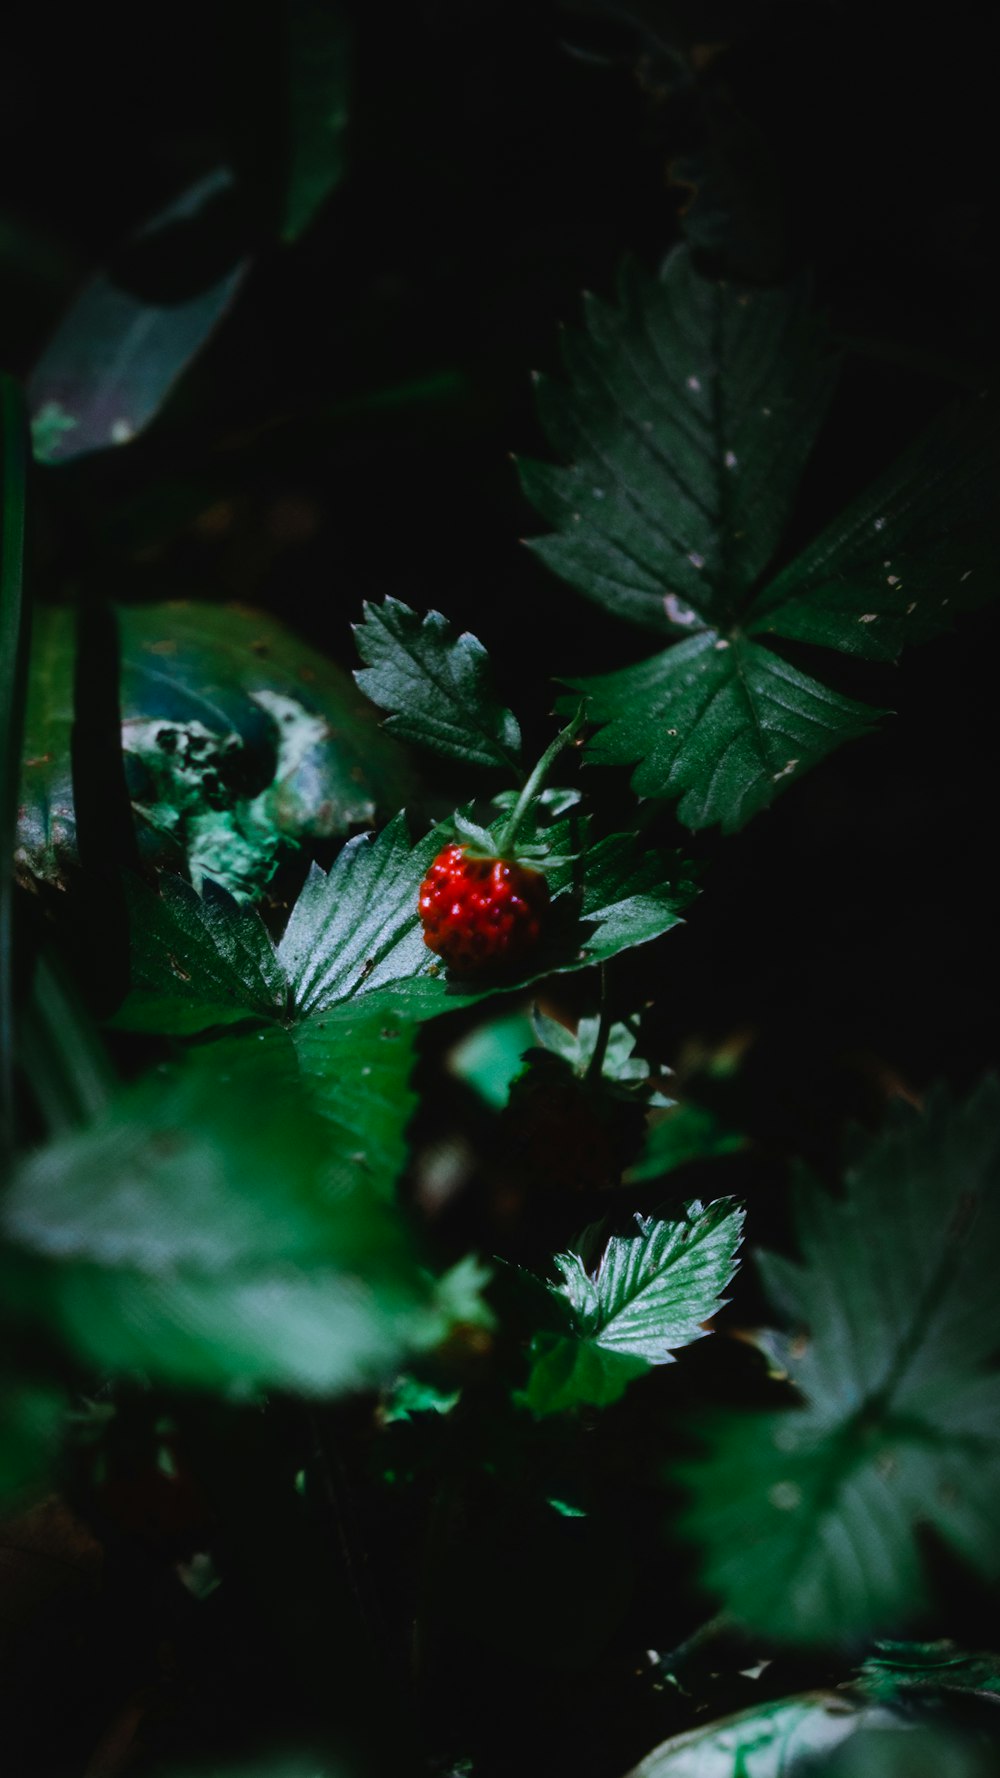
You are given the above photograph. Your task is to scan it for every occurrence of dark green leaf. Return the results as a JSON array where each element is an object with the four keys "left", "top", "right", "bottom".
[
  {"left": 115, "top": 872, "right": 287, "bottom": 1034},
  {"left": 750, "top": 391, "right": 1000, "bottom": 662},
  {"left": 564, "top": 632, "right": 877, "bottom": 832},
  {"left": 284, "top": 0, "right": 352, "bottom": 242},
  {"left": 522, "top": 1199, "right": 744, "bottom": 1415},
  {"left": 680, "top": 1078, "right": 1000, "bottom": 1644},
  {"left": 626, "top": 1099, "right": 744, "bottom": 1182},
  {"left": 0, "top": 1038, "right": 461, "bottom": 1394},
  {"left": 1, "top": 373, "right": 28, "bottom": 1153},
  {"left": 520, "top": 247, "right": 834, "bottom": 628},
  {"left": 17, "top": 602, "right": 415, "bottom": 896},
  {"left": 28, "top": 172, "right": 248, "bottom": 464},
  {"left": 112, "top": 876, "right": 418, "bottom": 1195},
  {"left": 526, "top": 248, "right": 997, "bottom": 829},
  {"left": 353, "top": 596, "right": 522, "bottom": 770}
]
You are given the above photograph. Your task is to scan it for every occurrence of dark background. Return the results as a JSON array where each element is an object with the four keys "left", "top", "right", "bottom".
[{"left": 2, "top": 3, "right": 998, "bottom": 1774}]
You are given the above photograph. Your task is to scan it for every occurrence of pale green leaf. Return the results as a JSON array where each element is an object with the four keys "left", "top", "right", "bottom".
[
  {"left": 622, "top": 1692, "right": 863, "bottom": 1777},
  {"left": 523, "top": 1199, "right": 744, "bottom": 1415}
]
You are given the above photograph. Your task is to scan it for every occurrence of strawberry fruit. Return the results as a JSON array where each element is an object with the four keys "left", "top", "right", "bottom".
[{"left": 418, "top": 842, "right": 549, "bottom": 975}]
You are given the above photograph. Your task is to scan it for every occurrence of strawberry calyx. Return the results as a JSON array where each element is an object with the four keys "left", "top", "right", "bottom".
[{"left": 417, "top": 706, "right": 586, "bottom": 977}]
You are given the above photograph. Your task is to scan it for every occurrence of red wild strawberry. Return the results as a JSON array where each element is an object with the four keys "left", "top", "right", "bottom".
[{"left": 418, "top": 842, "right": 549, "bottom": 975}]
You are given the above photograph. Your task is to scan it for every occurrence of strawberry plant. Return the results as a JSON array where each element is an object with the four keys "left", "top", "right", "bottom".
[{"left": 2, "top": 6, "right": 999, "bottom": 1778}]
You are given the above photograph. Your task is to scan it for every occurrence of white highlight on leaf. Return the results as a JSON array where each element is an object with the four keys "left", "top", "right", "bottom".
[
  {"left": 874, "top": 516, "right": 887, "bottom": 531},
  {"left": 110, "top": 418, "right": 135, "bottom": 444},
  {"left": 724, "top": 450, "right": 738, "bottom": 470},
  {"left": 858, "top": 614, "right": 878, "bottom": 624},
  {"left": 771, "top": 758, "right": 799, "bottom": 781},
  {"left": 664, "top": 593, "right": 700, "bottom": 626},
  {"left": 686, "top": 375, "right": 702, "bottom": 392},
  {"left": 688, "top": 551, "right": 705, "bottom": 570},
  {"left": 769, "top": 1481, "right": 803, "bottom": 1511}
]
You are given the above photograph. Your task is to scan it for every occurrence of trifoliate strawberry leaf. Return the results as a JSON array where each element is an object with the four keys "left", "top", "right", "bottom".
[
  {"left": 521, "top": 1199, "right": 744, "bottom": 1416},
  {"left": 353, "top": 596, "right": 522, "bottom": 771},
  {"left": 0, "top": 1038, "right": 464, "bottom": 1395},
  {"left": 524, "top": 246, "right": 998, "bottom": 830},
  {"left": 679, "top": 1077, "right": 1000, "bottom": 1645}
]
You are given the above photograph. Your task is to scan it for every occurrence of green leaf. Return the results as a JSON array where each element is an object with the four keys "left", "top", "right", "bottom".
[
  {"left": 520, "top": 247, "right": 835, "bottom": 628},
  {"left": 116, "top": 871, "right": 287, "bottom": 1034},
  {"left": 353, "top": 596, "right": 522, "bottom": 770},
  {"left": 0, "top": 1038, "right": 458, "bottom": 1395},
  {"left": 680, "top": 1078, "right": 1000, "bottom": 1645},
  {"left": 525, "top": 247, "right": 997, "bottom": 829},
  {"left": 858, "top": 1640, "right": 1000, "bottom": 1705},
  {"left": 283, "top": 0, "right": 352, "bottom": 242},
  {"left": 750, "top": 390, "right": 1000, "bottom": 662},
  {"left": 17, "top": 602, "right": 415, "bottom": 897},
  {"left": 277, "top": 813, "right": 694, "bottom": 1018},
  {"left": 531, "top": 1008, "right": 650, "bottom": 1084},
  {"left": 1, "top": 373, "right": 28, "bottom": 1154},
  {"left": 112, "top": 878, "right": 418, "bottom": 1195},
  {"left": 626, "top": 1100, "right": 745, "bottom": 1182},
  {"left": 522, "top": 1199, "right": 744, "bottom": 1415},
  {"left": 565, "top": 632, "right": 877, "bottom": 833},
  {"left": 447, "top": 1010, "right": 539, "bottom": 1108},
  {"left": 115, "top": 811, "right": 694, "bottom": 1041},
  {"left": 622, "top": 1692, "right": 862, "bottom": 1778},
  {"left": 28, "top": 171, "right": 248, "bottom": 464},
  {"left": 381, "top": 1373, "right": 462, "bottom": 1423}
]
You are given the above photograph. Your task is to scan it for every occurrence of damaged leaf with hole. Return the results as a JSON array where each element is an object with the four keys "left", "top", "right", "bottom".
[{"left": 16, "top": 601, "right": 416, "bottom": 900}]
